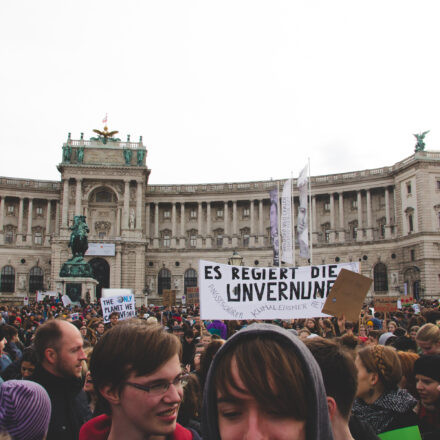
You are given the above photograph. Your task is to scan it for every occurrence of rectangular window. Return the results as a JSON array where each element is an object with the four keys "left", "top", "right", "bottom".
[
  {"left": 98, "top": 232, "right": 106, "bottom": 239},
  {"left": 243, "top": 235, "right": 250, "bottom": 247},
  {"left": 163, "top": 210, "right": 171, "bottom": 219},
  {"left": 243, "top": 208, "right": 250, "bottom": 218},
  {"left": 352, "top": 227, "right": 357, "bottom": 239},
  {"left": 34, "top": 233, "right": 43, "bottom": 245},
  {"left": 190, "top": 235, "right": 197, "bottom": 247},
  {"left": 409, "top": 214, "right": 414, "bottom": 232},
  {"left": 407, "top": 182, "right": 412, "bottom": 195},
  {"left": 410, "top": 249, "right": 415, "bottom": 261},
  {"left": 216, "top": 209, "right": 223, "bottom": 218},
  {"left": 163, "top": 235, "right": 170, "bottom": 248},
  {"left": 437, "top": 180, "right": 440, "bottom": 190},
  {"left": 36, "top": 207, "right": 43, "bottom": 215},
  {"left": 216, "top": 235, "right": 223, "bottom": 247},
  {"left": 325, "top": 230, "right": 330, "bottom": 242},
  {"left": 7, "top": 205, "right": 14, "bottom": 213},
  {"left": 190, "top": 210, "right": 197, "bottom": 219},
  {"left": 5, "top": 232, "right": 13, "bottom": 244},
  {"left": 352, "top": 200, "right": 358, "bottom": 209},
  {"left": 324, "top": 203, "right": 330, "bottom": 211}
]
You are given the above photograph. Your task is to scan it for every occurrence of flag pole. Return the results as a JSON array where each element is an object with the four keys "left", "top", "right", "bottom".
[
  {"left": 277, "top": 181, "right": 281, "bottom": 268},
  {"left": 308, "top": 157, "right": 313, "bottom": 265},
  {"left": 291, "top": 173, "right": 295, "bottom": 267}
]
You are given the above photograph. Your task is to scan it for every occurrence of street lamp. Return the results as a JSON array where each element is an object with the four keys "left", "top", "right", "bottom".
[{"left": 228, "top": 250, "right": 244, "bottom": 266}]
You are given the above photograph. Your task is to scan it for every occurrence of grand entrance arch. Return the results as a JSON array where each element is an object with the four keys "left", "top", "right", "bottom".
[{"left": 89, "top": 258, "right": 110, "bottom": 299}]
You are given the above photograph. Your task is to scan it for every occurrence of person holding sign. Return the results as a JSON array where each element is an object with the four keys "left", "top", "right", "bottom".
[{"left": 201, "top": 323, "right": 334, "bottom": 440}]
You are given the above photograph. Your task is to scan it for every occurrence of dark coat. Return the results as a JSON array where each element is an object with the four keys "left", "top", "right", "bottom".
[{"left": 32, "top": 365, "right": 92, "bottom": 440}]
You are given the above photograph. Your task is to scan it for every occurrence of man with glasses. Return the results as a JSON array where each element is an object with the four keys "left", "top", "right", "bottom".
[{"left": 79, "top": 320, "right": 200, "bottom": 440}]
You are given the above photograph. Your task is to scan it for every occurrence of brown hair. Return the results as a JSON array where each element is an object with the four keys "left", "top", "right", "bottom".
[
  {"left": 306, "top": 338, "right": 357, "bottom": 419},
  {"left": 90, "top": 320, "right": 181, "bottom": 414},
  {"left": 396, "top": 351, "right": 419, "bottom": 398},
  {"left": 416, "top": 323, "right": 440, "bottom": 344},
  {"left": 34, "top": 319, "right": 64, "bottom": 363},
  {"left": 214, "top": 334, "right": 307, "bottom": 420},
  {"left": 357, "top": 345, "right": 402, "bottom": 391}
]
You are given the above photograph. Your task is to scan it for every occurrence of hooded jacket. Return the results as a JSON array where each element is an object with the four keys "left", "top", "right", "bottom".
[{"left": 201, "top": 323, "right": 334, "bottom": 440}]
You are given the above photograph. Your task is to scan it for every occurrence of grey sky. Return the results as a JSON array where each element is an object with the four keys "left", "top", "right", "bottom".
[{"left": 1, "top": 0, "right": 439, "bottom": 184}]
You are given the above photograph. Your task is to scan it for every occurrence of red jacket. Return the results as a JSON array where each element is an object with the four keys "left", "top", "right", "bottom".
[{"left": 79, "top": 414, "right": 195, "bottom": 440}]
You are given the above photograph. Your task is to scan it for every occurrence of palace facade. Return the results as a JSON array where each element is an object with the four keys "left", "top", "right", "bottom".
[{"left": 1, "top": 131, "right": 440, "bottom": 305}]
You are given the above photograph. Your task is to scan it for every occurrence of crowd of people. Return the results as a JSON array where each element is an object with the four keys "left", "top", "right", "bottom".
[{"left": 0, "top": 297, "right": 439, "bottom": 439}]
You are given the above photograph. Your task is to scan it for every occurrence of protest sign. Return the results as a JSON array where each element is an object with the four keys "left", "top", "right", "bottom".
[
  {"left": 322, "top": 269, "right": 373, "bottom": 322},
  {"left": 100, "top": 293, "right": 136, "bottom": 323},
  {"left": 186, "top": 287, "right": 199, "bottom": 305},
  {"left": 62, "top": 294, "right": 72, "bottom": 307},
  {"left": 163, "top": 290, "right": 176, "bottom": 307},
  {"left": 373, "top": 296, "right": 399, "bottom": 313},
  {"left": 199, "top": 260, "right": 359, "bottom": 320},
  {"left": 36, "top": 291, "right": 58, "bottom": 302}
]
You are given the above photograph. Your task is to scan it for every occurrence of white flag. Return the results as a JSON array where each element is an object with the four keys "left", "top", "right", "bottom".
[
  {"left": 297, "top": 165, "right": 309, "bottom": 258},
  {"left": 281, "top": 179, "right": 294, "bottom": 264}
]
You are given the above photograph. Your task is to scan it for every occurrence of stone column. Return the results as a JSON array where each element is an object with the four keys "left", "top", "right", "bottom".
[
  {"left": 249, "top": 200, "right": 255, "bottom": 247},
  {"left": 26, "top": 198, "right": 33, "bottom": 243},
  {"left": 197, "top": 202, "right": 203, "bottom": 248},
  {"left": 17, "top": 197, "right": 24, "bottom": 244},
  {"left": 329, "top": 194, "right": 336, "bottom": 243},
  {"left": 123, "top": 180, "right": 130, "bottom": 230},
  {"left": 145, "top": 204, "right": 150, "bottom": 238},
  {"left": 258, "top": 200, "right": 264, "bottom": 246},
  {"left": 357, "top": 191, "right": 363, "bottom": 242},
  {"left": 171, "top": 203, "right": 177, "bottom": 247},
  {"left": 180, "top": 203, "right": 185, "bottom": 248},
  {"left": 75, "top": 179, "right": 82, "bottom": 215},
  {"left": 232, "top": 201, "right": 238, "bottom": 247},
  {"left": 366, "top": 189, "right": 373, "bottom": 240},
  {"left": 384, "top": 187, "right": 392, "bottom": 239},
  {"left": 0, "top": 197, "right": 4, "bottom": 245},
  {"left": 312, "top": 196, "right": 318, "bottom": 244},
  {"left": 224, "top": 202, "right": 229, "bottom": 236},
  {"left": 136, "top": 180, "right": 143, "bottom": 230},
  {"left": 154, "top": 202, "right": 159, "bottom": 248},
  {"left": 55, "top": 201, "right": 60, "bottom": 235},
  {"left": 61, "top": 179, "right": 69, "bottom": 228},
  {"left": 115, "top": 246, "right": 122, "bottom": 288},
  {"left": 135, "top": 248, "right": 145, "bottom": 296},
  {"left": 45, "top": 200, "right": 51, "bottom": 245},
  {"left": 338, "top": 192, "right": 345, "bottom": 242},
  {"left": 206, "top": 202, "right": 212, "bottom": 248}
]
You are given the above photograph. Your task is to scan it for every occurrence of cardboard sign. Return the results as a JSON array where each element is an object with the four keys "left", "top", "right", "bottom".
[
  {"left": 163, "top": 290, "right": 176, "bottom": 307},
  {"left": 374, "top": 296, "right": 399, "bottom": 313},
  {"left": 199, "top": 260, "right": 360, "bottom": 320},
  {"left": 322, "top": 269, "right": 373, "bottom": 322},
  {"left": 100, "top": 293, "right": 136, "bottom": 323},
  {"left": 186, "top": 287, "right": 199, "bottom": 305}
]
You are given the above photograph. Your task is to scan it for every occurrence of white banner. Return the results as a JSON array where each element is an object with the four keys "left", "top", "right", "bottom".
[
  {"left": 62, "top": 294, "right": 72, "bottom": 307},
  {"left": 100, "top": 293, "right": 136, "bottom": 323},
  {"left": 36, "top": 291, "right": 58, "bottom": 302},
  {"left": 281, "top": 179, "right": 293, "bottom": 264},
  {"left": 199, "top": 260, "right": 359, "bottom": 320},
  {"left": 297, "top": 164, "right": 309, "bottom": 258},
  {"left": 86, "top": 243, "right": 116, "bottom": 256}
]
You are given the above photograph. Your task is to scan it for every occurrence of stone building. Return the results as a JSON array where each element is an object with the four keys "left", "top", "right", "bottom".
[{"left": 1, "top": 130, "right": 440, "bottom": 305}]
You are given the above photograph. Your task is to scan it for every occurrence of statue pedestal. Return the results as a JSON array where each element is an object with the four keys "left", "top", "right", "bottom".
[{"left": 55, "top": 277, "right": 99, "bottom": 303}]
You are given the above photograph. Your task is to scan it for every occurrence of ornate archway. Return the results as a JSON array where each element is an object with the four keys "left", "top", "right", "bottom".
[{"left": 89, "top": 257, "right": 110, "bottom": 299}]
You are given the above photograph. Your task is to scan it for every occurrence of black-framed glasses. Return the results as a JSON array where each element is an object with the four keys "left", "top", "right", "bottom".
[{"left": 124, "top": 374, "right": 189, "bottom": 395}]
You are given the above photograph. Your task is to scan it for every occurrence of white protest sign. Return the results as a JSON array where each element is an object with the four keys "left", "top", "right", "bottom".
[
  {"left": 100, "top": 293, "right": 136, "bottom": 323},
  {"left": 62, "top": 294, "right": 72, "bottom": 307},
  {"left": 36, "top": 291, "right": 58, "bottom": 302},
  {"left": 199, "top": 260, "right": 359, "bottom": 320}
]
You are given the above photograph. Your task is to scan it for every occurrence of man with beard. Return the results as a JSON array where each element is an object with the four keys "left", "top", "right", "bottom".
[{"left": 32, "top": 319, "right": 91, "bottom": 440}]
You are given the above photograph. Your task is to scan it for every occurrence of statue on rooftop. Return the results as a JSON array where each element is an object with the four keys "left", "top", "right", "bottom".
[
  {"left": 62, "top": 145, "right": 72, "bottom": 162},
  {"left": 91, "top": 126, "right": 120, "bottom": 144},
  {"left": 123, "top": 148, "right": 132, "bottom": 165},
  {"left": 77, "top": 147, "right": 84, "bottom": 163},
  {"left": 414, "top": 130, "right": 430, "bottom": 152},
  {"left": 137, "top": 148, "right": 145, "bottom": 165}
]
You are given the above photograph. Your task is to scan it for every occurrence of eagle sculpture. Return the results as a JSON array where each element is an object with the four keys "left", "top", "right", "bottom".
[{"left": 92, "top": 126, "right": 119, "bottom": 144}]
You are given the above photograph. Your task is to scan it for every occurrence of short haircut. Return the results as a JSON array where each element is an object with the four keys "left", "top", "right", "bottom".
[
  {"left": 109, "top": 312, "right": 119, "bottom": 319},
  {"left": 368, "top": 330, "right": 381, "bottom": 341},
  {"left": 21, "top": 347, "right": 38, "bottom": 365},
  {"left": 33, "top": 319, "right": 64, "bottom": 363},
  {"left": 357, "top": 345, "right": 402, "bottom": 392},
  {"left": 1, "top": 325, "right": 18, "bottom": 340},
  {"left": 416, "top": 323, "right": 440, "bottom": 344},
  {"left": 90, "top": 320, "right": 181, "bottom": 414},
  {"left": 305, "top": 338, "right": 357, "bottom": 419},
  {"left": 214, "top": 333, "right": 307, "bottom": 420}
]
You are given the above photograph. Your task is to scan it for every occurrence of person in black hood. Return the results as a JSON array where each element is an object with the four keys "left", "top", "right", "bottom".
[{"left": 202, "top": 323, "right": 334, "bottom": 440}]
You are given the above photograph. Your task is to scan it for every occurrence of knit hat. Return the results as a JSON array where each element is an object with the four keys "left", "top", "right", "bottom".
[
  {"left": 414, "top": 355, "right": 440, "bottom": 382},
  {"left": 378, "top": 332, "right": 395, "bottom": 346},
  {"left": 0, "top": 380, "right": 51, "bottom": 440}
]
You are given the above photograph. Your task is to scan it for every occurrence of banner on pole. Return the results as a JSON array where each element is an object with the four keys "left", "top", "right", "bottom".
[
  {"left": 297, "top": 164, "right": 309, "bottom": 258},
  {"left": 270, "top": 189, "right": 279, "bottom": 266},
  {"left": 100, "top": 293, "right": 136, "bottom": 323},
  {"left": 199, "top": 260, "right": 359, "bottom": 320},
  {"left": 281, "top": 179, "right": 293, "bottom": 264}
]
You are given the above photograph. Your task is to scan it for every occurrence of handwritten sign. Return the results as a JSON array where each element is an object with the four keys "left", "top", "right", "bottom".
[{"left": 100, "top": 293, "right": 136, "bottom": 323}]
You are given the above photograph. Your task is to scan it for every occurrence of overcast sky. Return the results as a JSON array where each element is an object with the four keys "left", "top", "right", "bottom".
[{"left": 1, "top": 1, "right": 439, "bottom": 185}]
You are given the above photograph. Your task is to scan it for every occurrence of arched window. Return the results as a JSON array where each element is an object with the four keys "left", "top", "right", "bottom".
[
  {"left": 374, "top": 263, "right": 388, "bottom": 292},
  {"left": 0, "top": 266, "right": 15, "bottom": 292},
  {"left": 184, "top": 269, "right": 197, "bottom": 295},
  {"left": 157, "top": 268, "right": 171, "bottom": 296},
  {"left": 29, "top": 266, "right": 44, "bottom": 293}
]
